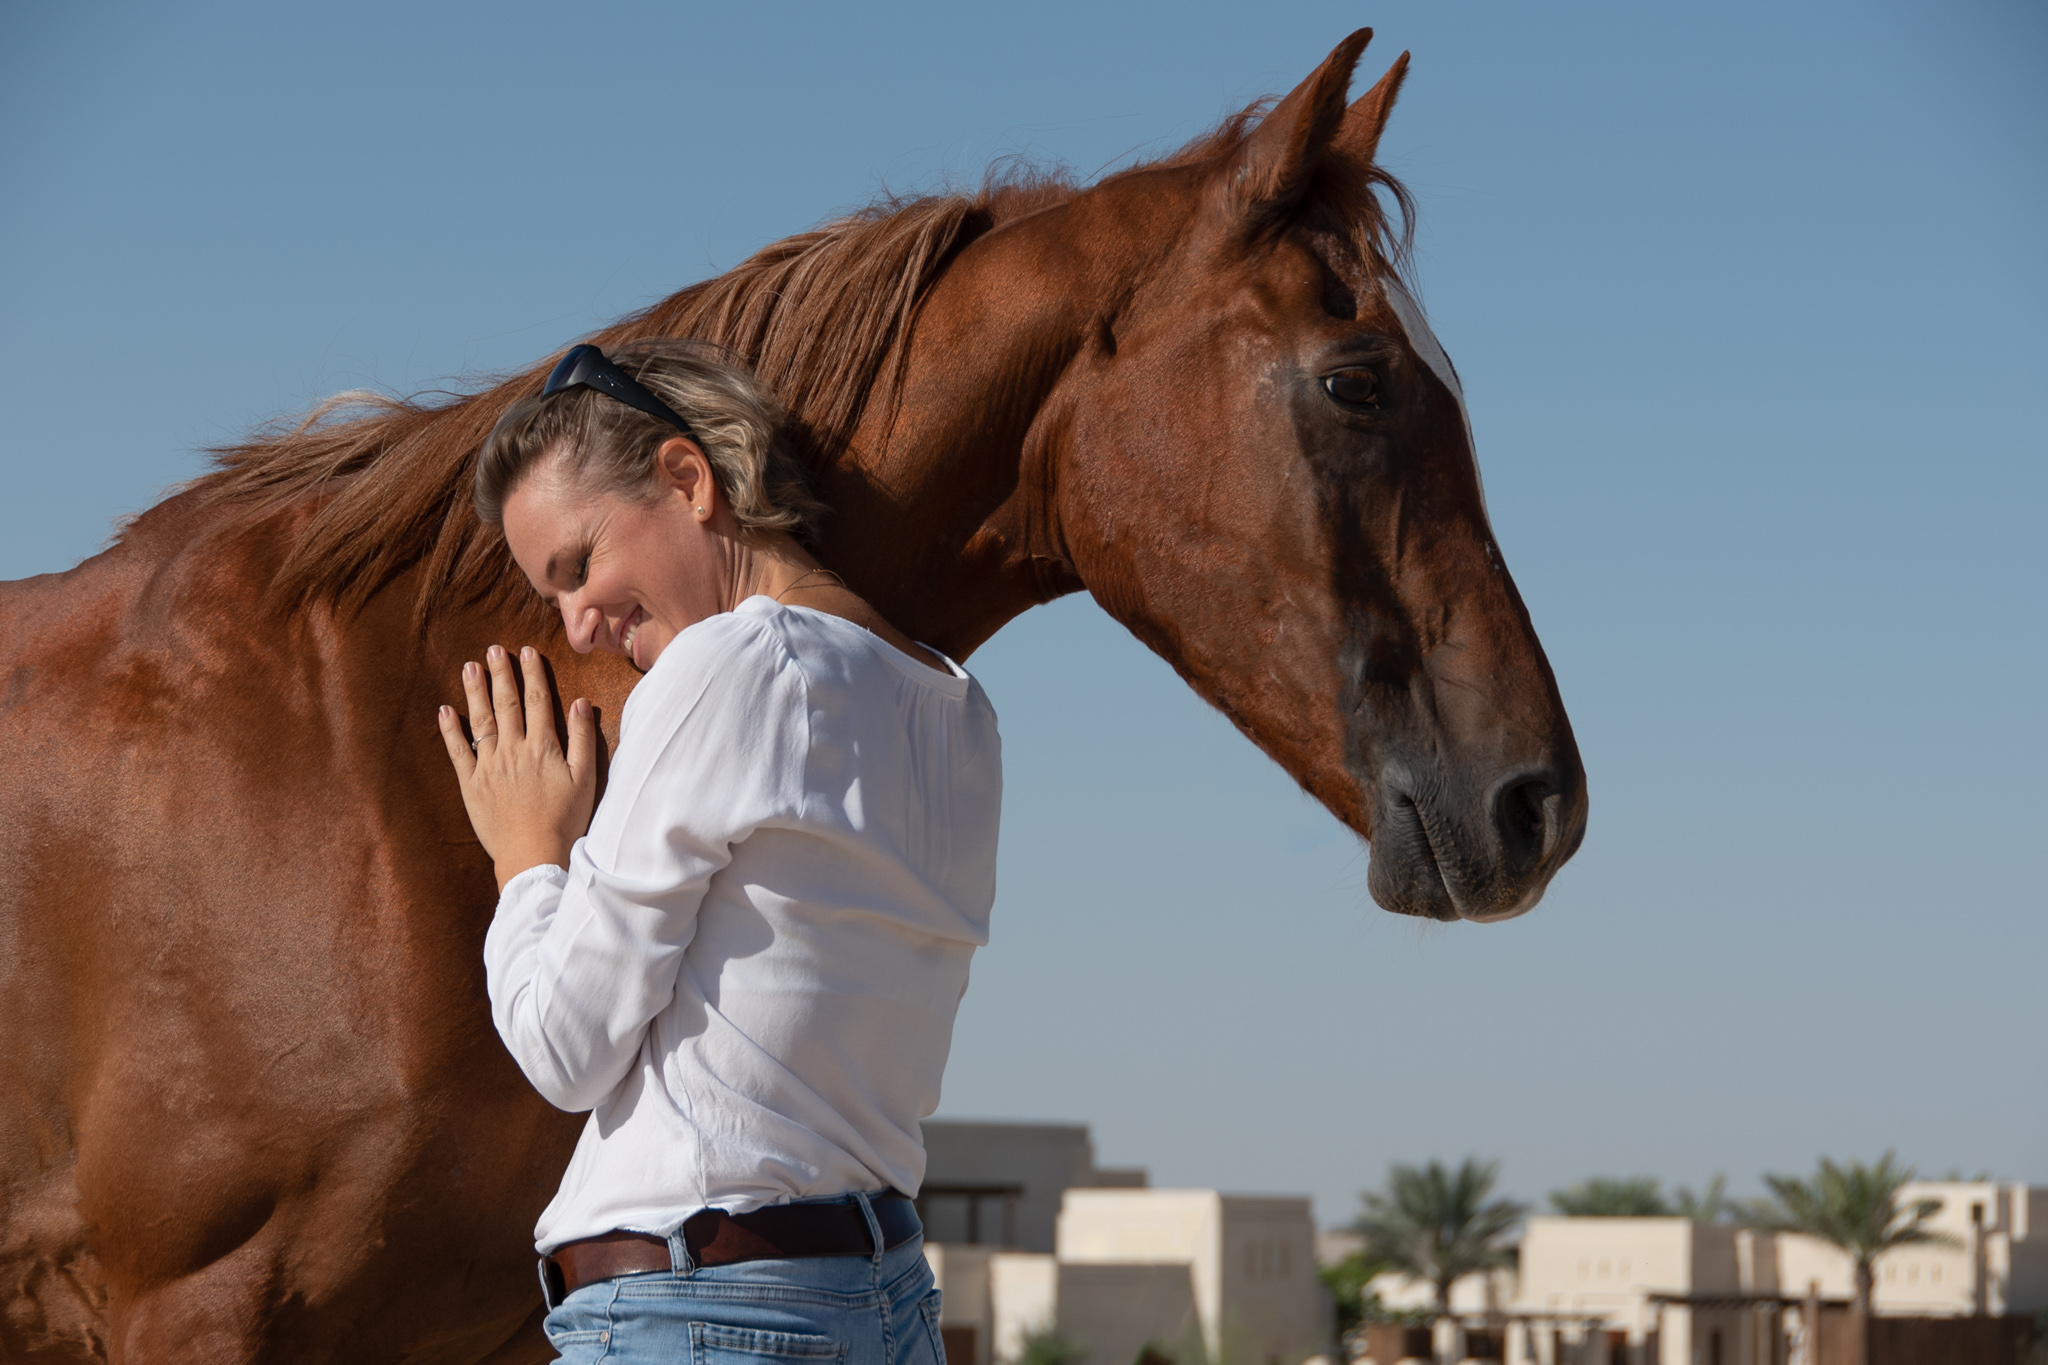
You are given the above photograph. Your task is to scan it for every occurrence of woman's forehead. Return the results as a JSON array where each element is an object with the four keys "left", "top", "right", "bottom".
[
  {"left": 505, "top": 448, "right": 602, "bottom": 521},
  {"left": 502, "top": 459, "right": 605, "bottom": 563}
]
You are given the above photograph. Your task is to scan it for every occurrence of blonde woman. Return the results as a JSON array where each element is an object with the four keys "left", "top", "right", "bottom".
[{"left": 437, "top": 341, "right": 1000, "bottom": 1364}]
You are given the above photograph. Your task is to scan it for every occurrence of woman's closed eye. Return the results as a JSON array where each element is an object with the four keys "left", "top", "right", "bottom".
[{"left": 534, "top": 547, "right": 593, "bottom": 607}]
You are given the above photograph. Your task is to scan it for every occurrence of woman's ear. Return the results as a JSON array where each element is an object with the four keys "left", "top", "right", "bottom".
[{"left": 655, "top": 437, "right": 715, "bottom": 515}]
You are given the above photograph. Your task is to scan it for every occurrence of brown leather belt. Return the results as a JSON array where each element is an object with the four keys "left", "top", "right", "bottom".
[{"left": 540, "top": 1194, "right": 921, "bottom": 1307}]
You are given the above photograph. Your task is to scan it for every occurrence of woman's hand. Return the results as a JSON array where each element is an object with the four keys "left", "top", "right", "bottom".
[{"left": 437, "top": 644, "right": 598, "bottom": 891}]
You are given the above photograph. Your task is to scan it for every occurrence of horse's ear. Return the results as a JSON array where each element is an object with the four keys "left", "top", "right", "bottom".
[
  {"left": 1230, "top": 28, "right": 1375, "bottom": 221},
  {"left": 1332, "top": 51, "right": 1410, "bottom": 166}
]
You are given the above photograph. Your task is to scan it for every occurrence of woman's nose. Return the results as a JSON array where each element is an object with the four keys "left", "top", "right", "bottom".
[{"left": 560, "top": 599, "right": 600, "bottom": 653}]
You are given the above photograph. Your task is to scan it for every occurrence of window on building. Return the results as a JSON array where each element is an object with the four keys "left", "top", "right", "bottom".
[{"left": 914, "top": 1183, "right": 1023, "bottom": 1248}]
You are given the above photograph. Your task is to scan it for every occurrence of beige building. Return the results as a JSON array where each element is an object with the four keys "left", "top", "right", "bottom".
[
  {"left": 983, "top": 1252, "right": 1200, "bottom": 1365},
  {"left": 926, "top": 1243, "right": 1001, "bottom": 1365},
  {"left": 1508, "top": 1216, "right": 1749, "bottom": 1365},
  {"left": 1356, "top": 1183, "right": 2048, "bottom": 1365},
  {"left": 918, "top": 1122, "right": 1328, "bottom": 1365},
  {"left": 1761, "top": 1181, "right": 2047, "bottom": 1318},
  {"left": 1058, "top": 1189, "right": 1328, "bottom": 1365}
]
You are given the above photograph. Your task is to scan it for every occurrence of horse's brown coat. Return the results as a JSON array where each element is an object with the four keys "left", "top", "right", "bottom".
[{"left": 0, "top": 33, "right": 1584, "bottom": 1361}]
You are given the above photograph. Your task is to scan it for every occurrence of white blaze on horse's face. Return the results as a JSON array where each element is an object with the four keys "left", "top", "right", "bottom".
[{"left": 1380, "top": 278, "right": 1487, "bottom": 516}]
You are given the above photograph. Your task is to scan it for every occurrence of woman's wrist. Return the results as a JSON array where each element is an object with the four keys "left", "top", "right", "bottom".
[{"left": 494, "top": 842, "right": 573, "bottom": 892}]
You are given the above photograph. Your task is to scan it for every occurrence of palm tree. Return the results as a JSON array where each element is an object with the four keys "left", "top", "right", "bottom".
[
  {"left": 1673, "top": 1174, "right": 1731, "bottom": 1223},
  {"left": 1549, "top": 1176, "right": 1670, "bottom": 1217},
  {"left": 1746, "top": 1153, "right": 1958, "bottom": 1365},
  {"left": 1353, "top": 1158, "right": 1527, "bottom": 1316}
]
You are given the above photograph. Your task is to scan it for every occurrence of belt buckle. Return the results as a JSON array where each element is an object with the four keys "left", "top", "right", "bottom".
[{"left": 538, "top": 1254, "right": 567, "bottom": 1312}]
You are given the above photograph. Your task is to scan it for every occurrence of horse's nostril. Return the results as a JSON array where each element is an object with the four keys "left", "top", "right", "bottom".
[{"left": 1493, "top": 773, "right": 1556, "bottom": 867}]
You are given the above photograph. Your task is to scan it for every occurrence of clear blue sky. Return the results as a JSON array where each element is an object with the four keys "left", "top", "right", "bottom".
[{"left": 4, "top": 2, "right": 2042, "bottom": 1225}]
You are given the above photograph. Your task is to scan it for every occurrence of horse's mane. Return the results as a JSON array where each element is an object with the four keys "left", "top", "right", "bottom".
[{"left": 183, "top": 101, "right": 1410, "bottom": 627}]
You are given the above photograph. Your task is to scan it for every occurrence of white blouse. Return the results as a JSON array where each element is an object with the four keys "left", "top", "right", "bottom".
[{"left": 483, "top": 596, "right": 1002, "bottom": 1253}]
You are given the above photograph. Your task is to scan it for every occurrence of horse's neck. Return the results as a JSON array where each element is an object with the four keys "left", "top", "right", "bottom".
[{"left": 827, "top": 188, "right": 1159, "bottom": 659}]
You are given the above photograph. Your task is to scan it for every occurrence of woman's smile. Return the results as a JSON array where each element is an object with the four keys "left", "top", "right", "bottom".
[{"left": 621, "top": 607, "right": 646, "bottom": 668}]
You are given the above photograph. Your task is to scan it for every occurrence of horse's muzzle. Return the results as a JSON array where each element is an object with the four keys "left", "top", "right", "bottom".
[{"left": 1365, "top": 759, "right": 1586, "bottom": 922}]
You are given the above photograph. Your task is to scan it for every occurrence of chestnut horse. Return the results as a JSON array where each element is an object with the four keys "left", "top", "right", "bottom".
[{"left": 0, "top": 31, "right": 1583, "bottom": 1363}]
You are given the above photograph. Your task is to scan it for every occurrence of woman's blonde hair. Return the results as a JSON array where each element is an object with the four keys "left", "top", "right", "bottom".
[{"left": 475, "top": 339, "right": 824, "bottom": 536}]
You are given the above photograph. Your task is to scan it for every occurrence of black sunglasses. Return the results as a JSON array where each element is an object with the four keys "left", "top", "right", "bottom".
[{"left": 541, "top": 344, "right": 701, "bottom": 445}]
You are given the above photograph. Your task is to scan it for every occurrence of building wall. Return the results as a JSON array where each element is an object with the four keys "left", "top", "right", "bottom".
[
  {"left": 2007, "top": 1186, "right": 2048, "bottom": 1317},
  {"left": 1054, "top": 1264, "right": 1200, "bottom": 1365},
  {"left": 1735, "top": 1229, "right": 1780, "bottom": 1294},
  {"left": 1060, "top": 1189, "right": 1224, "bottom": 1352},
  {"left": 990, "top": 1252, "right": 1059, "bottom": 1363},
  {"left": 1215, "top": 1196, "right": 1330, "bottom": 1365},
  {"left": 927, "top": 1243, "right": 997, "bottom": 1365},
  {"left": 982, "top": 1252, "right": 1196, "bottom": 1365},
  {"left": 1059, "top": 1189, "right": 1326, "bottom": 1365},
  {"left": 1515, "top": 1217, "right": 1736, "bottom": 1336},
  {"left": 1509, "top": 1219, "right": 1749, "bottom": 1365}
]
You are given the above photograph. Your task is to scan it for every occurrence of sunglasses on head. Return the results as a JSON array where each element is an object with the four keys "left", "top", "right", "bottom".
[{"left": 541, "top": 344, "right": 701, "bottom": 445}]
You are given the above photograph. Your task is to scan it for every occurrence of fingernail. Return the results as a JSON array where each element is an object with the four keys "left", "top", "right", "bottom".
[
  {"left": 574, "top": 698, "right": 590, "bottom": 716},
  {"left": 463, "top": 662, "right": 477, "bottom": 679},
  {"left": 488, "top": 645, "right": 504, "bottom": 661},
  {"left": 439, "top": 705, "right": 450, "bottom": 720},
  {"left": 523, "top": 646, "right": 536, "bottom": 661}
]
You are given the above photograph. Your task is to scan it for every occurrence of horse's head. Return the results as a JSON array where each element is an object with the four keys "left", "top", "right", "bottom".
[
  {"left": 182, "top": 26, "right": 1577, "bottom": 926},
  {"left": 1037, "top": 31, "right": 1587, "bottom": 920}
]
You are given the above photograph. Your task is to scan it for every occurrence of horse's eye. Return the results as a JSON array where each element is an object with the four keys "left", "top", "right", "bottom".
[{"left": 1321, "top": 368, "right": 1381, "bottom": 409}]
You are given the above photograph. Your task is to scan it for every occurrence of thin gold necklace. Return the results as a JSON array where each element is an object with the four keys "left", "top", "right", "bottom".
[{"left": 774, "top": 568, "right": 847, "bottom": 603}]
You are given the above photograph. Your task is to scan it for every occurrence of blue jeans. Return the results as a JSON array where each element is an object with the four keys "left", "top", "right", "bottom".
[{"left": 540, "top": 1195, "right": 944, "bottom": 1365}]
